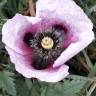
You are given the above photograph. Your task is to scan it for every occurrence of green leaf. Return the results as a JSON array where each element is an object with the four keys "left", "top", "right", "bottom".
[
  {"left": 67, "top": 74, "right": 92, "bottom": 81},
  {"left": 15, "top": 77, "right": 42, "bottom": 96},
  {"left": 41, "top": 87, "right": 47, "bottom": 96},
  {"left": 31, "top": 80, "right": 41, "bottom": 96},
  {"left": 25, "top": 78, "right": 33, "bottom": 90},
  {"left": 0, "top": 70, "right": 16, "bottom": 96},
  {"left": 41, "top": 75, "right": 88, "bottom": 96},
  {"left": 15, "top": 77, "right": 29, "bottom": 96}
]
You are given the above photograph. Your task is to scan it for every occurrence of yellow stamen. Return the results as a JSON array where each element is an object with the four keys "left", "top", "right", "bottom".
[{"left": 41, "top": 37, "right": 54, "bottom": 49}]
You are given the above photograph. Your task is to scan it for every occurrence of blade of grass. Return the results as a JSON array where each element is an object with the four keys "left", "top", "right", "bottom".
[
  {"left": 87, "top": 82, "right": 96, "bottom": 96},
  {"left": 82, "top": 50, "right": 93, "bottom": 69},
  {"left": 88, "top": 63, "right": 96, "bottom": 77}
]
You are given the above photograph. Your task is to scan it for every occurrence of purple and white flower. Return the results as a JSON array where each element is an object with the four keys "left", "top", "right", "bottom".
[{"left": 2, "top": 0, "right": 94, "bottom": 82}]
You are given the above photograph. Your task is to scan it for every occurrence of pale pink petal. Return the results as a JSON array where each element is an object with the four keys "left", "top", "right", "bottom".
[
  {"left": 6, "top": 46, "right": 69, "bottom": 82},
  {"left": 2, "top": 14, "right": 41, "bottom": 55},
  {"left": 53, "top": 32, "right": 94, "bottom": 67},
  {"left": 36, "top": 0, "right": 95, "bottom": 67}
]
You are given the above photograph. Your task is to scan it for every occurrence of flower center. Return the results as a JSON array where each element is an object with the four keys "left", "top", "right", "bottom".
[
  {"left": 24, "top": 25, "right": 65, "bottom": 70},
  {"left": 41, "top": 36, "right": 54, "bottom": 49}
]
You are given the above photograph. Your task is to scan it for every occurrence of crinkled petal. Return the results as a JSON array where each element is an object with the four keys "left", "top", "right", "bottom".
[
  {"left": 6, "top": 46, "right": 69, "bottom": 82},
  {"left": 2, "top": 14, "right": 41, "bottom": 55},
  {"left": 36, "top": 0, "right": 95, "bottom": 67}
]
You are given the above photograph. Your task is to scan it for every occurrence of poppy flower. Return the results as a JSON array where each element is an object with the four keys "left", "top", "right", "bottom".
[{"left": 2, "top": 0, "right": 94, "bottom": 82}]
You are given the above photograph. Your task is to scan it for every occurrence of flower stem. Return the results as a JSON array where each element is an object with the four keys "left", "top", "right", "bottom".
[{"left": 28, "top": 0, "right": 35, "bottom": 16}]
